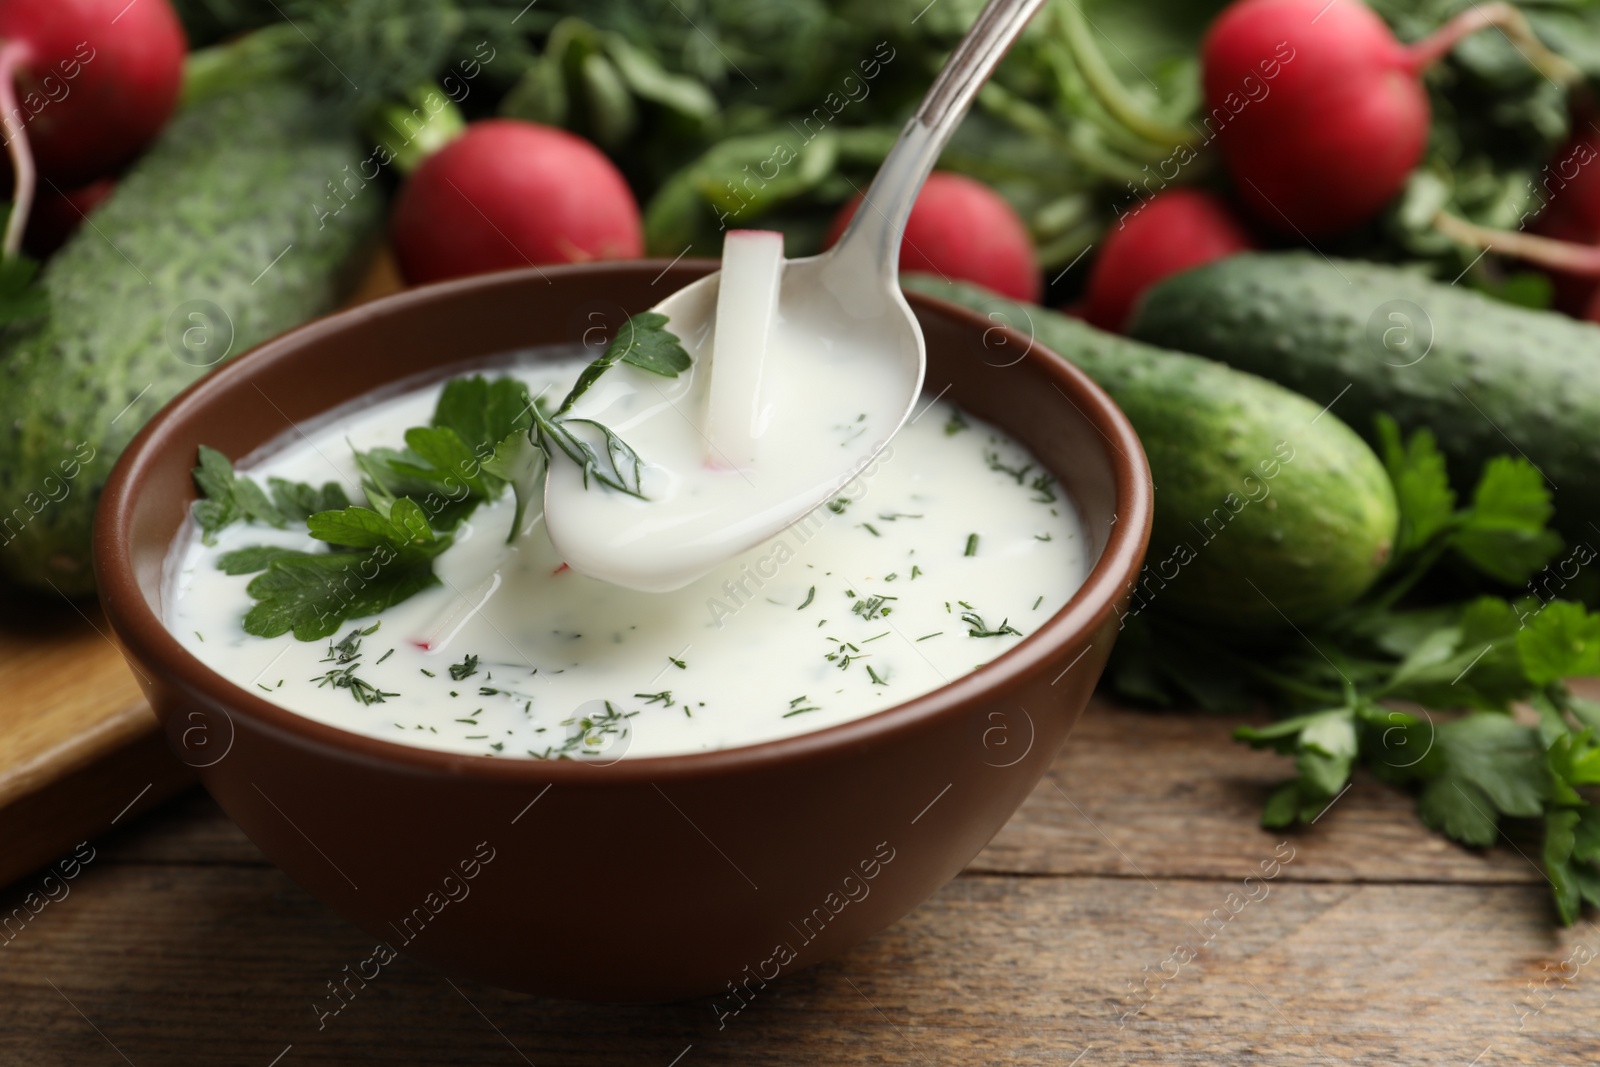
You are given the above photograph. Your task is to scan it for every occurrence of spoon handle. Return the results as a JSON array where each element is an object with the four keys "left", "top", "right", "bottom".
[{"left": 835, "top": 0, "right": 1049, "bottom": 274}]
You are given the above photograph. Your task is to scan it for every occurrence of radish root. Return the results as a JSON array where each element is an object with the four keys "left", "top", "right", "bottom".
[
  {"left": 1434, "top": 210, "right": 1600, "bottom": 276},
  {"left": 1405, "top": 1, "right": 1582, "bottom": 86},
  {"left": 0, "top": 39, "right": 35, "bottom": 260}
]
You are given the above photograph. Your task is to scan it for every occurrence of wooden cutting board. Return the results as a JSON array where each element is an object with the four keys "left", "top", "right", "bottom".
[{"left": 0, "top": 251, "right": 406, "bottom": 887}]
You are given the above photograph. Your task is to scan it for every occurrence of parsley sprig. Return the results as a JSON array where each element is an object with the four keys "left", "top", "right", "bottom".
[
  {"left": 193, "top": 314, "right": 690, "bottom": 641},
  {"left": 1113, "top": 415, "right": 1600, "bottom": 924}
]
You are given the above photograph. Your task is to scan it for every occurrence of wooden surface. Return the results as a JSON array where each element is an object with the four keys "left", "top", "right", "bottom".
[{"left": 5, "top": 701, "right": 1597, "bottom": 1066}]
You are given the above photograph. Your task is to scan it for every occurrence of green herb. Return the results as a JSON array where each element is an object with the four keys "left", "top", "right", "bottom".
[
  {"left": 223, "top": 499, "right": 451, "bottom": 641},
  {"left": 311, "top": 663, "right": 398, "bottom": 705},
  {"left": 784, "top": 694, "right": 821, "bottom": 717},
  {"left": 1033, "top": 596, "right": 1044, "bottom": 610},
  {"left": 852, "top": 594, "right": 896, "bottom": 621},
  {"left": 944, "top": 410, "right": 969, "bottom": 436},
  {"left": 635, "top": 690, "right": 675, "bottom": 706},
  {"left": 964, "top": 534, "right": 979, "bottom": 557},
  {"left": 962, "top": 612, "right": 1022, "bottom": 638},
  {"left": 798, "top": 586, "right": 815, "bottom": 610},
  {"left": 323, "top": 624, "right": 379, "bottom": 665},
  {"left": 985, "top": 450, "right": 1032, "bottom": 485},
  {"left": 866, "top": 665, "right": 888, "bottom": 686},
  {"left": 827, "top": 497, "right": 851, "bottom": 514},
  {"left": 669, "top": 656, "right": 687, "bottom": 670},
  {"left": 191, "top": 446, "right": 354, "bottom": 545},
  {"left": 1029, "top": 472, "right": 1058, "bottom": 504},
  {"left": 824, "top": 638, "right": 862, "bottom": 671},
  {"left": 449, "top": 654, "right": 480, "bottom": 682},
  {"left": 911, "top": 566, "right": 923, "bottom": 580},
  {"left": 860, "top": 522, "right": 880, "bottom": 537},
  {"left": 916, "top": 632, "right": 942, "bottom": 642}
]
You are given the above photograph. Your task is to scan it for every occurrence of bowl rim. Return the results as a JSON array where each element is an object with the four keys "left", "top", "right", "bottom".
[{"left": 95, "top": 260, "right": 1151, "bottom": 783}]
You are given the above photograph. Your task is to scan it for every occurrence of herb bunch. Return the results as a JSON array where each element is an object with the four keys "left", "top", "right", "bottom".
[
  {"left": 1113, "top": 416, "right": 1600, "bottom": 923},
  {"left": 192, "top": 313, "right": 689, "bottom": 642}
]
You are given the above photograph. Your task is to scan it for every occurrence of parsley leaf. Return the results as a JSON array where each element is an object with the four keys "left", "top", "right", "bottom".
[
  {"left": 237, "top": 500, "right": 451, "bottom": 641},
  {"left": 1518, "top": 601, "right": 1600, "bottom": 686},
  {"left": 556, "top": 311, "right": 690, "bottom": 415},
  {"left": 1376, "top": 414, "right": 1455, "bottom": 555},
  {"left": 191, "top": 446, "right": 285, "bottom": 542},
  {"left": 1453, "top": 457, "right": 1563, "bottom": 584},
  {"left": 268, "top": 477, "right": 350, "bottom": 521}
]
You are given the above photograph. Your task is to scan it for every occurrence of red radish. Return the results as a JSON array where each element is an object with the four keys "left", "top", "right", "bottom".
[
  {"left": 0, "top": 0, "right": 185, "bottom": 257},
  {"left": 23, "top": 175, "right": 111, "bottom": 257},
  {"left": 1203, "top": 0, "right": 1578, "bottom": 238},
  {"left": 1084, "top": 189, "right": 1255, "bottom": 332},
  {"left": 824, "top": 171, "right": 1041, "bottom": 302},
  {"left": 391, "top": 120, "right": 644, "bottom": 285}
]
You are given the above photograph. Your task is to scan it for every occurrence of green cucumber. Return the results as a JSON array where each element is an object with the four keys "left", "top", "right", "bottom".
[
  {"left": 0, "top": 81, "right": 382, "bottom": 595},
  {"left": 1129, "top": 253, "right": 1600, "bottom": 547},
  {"left": 905, "top": 276, "right": 1398, "bottom": 631}
]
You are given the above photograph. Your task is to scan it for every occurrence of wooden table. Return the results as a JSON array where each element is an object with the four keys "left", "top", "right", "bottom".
[{"left": 4, "top": 700, "right": 1596, "bottom": 1066}]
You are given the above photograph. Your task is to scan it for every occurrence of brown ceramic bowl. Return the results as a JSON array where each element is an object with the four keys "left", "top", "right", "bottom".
[{"left": 94, "top": 261, "right": 1150, "bottom": 1002}]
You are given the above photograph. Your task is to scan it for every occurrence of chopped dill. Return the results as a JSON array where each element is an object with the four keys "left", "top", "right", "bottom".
[
  {"left": 860, "top": 522, "right": 880, "bottom": 537},
  {"left": 784, "top": 695, "right": 821, "bottom": 717},
  {"left": 448, "top": 654, "right": 480, "bottom": 681},
  {"left": 311, "top": 663, "right": 398, "bottom": 705},
  {"left": 916, "top": 632, "right": 943, "bottom": 641},
  {"left": 1030, "top": 472, "right": 1058, "bottom": 503},
  {"left": 798, "top": 585, "right": 816, "bottom": 610},
  {"left": 852, "top": 594, "right": 897, "bottom": 621},
  {"left": 964, "top": 533, "right": 979, "bottom": 557},
  {"left": 962, "top": 611, "right": 1023, "bottom": 638},
  {"left": 866, "top": 665, "right": 888, "bottom": 686},
  {"left": 635, "top": 690, "right": 674, "bottom": 706},
  {"left": 984, "top": 450, "right": 1032, "bottom": 485}
]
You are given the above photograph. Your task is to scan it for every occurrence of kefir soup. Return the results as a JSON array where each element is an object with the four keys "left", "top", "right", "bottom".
[{"left": 166, "top": 338, "right": 1087, "bottom": 760}]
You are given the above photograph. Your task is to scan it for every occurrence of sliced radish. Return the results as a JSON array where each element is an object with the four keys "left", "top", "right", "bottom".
[{"left": 703, "top": 230, "right": 784, "bottom": 469}]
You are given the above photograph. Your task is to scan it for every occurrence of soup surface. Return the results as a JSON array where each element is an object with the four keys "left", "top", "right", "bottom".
[{"left": 165, "top": 353, "right": 1088, "bottom": 760}]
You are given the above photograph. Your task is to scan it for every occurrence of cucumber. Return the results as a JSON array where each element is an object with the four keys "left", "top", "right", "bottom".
[
  {"left": 904, "top": 276, "right": 1398, "bottom": 631},
  {"left": 1130, "top": 253, "right": 1600, "bottom": 546},
  {"left": 0, "top": 81, "right": 382, "bottom": 595}
]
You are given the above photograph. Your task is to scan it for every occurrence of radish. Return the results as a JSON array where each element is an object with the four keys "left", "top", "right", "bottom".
[
  {"left": 823, "top": 171, "right": 1041, "bottom": 302},
  {"left": 705, "top": 230, "right": 783, "bottom": 468},
  {"left": 23, "top": 175, "right": 111, "bottom": 257},
  {"left": 0, "top": 0, "right": 185, "bottom": 256},
  {"left": 391, "top": 119, "right": 644, "bottom": 285},
  {"left": 1084, "top": 189, "right": 1255, "bottom": 332},
  {"left": 1203, "top": 0, "right": 1578, "bottom": 238}
]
